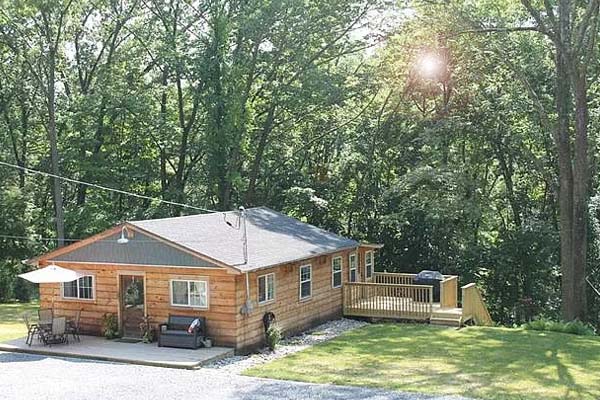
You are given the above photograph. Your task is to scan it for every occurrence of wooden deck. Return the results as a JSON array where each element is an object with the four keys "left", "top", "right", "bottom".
[{"left": 343, "top": 272, "right": 492, "bottom": 327}]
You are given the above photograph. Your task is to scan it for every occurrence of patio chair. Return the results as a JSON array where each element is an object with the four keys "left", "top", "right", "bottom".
[
  {"left": 41, "top": 317, "right": 68, "bottom": 346},
  {"left": 38, "top": 308, "right": 53, "bottom": 329},
  {"left": 37, "top": 308, "right": 54, "bottom": 343},
  {"left": 67, "top": 309, "right": 82, "bottom": 342},
  {"left": 22, "top": 313, "right": 40, "bottom": 346}
]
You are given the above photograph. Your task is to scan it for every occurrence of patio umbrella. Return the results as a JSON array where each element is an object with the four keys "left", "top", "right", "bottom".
[
  {"left": 19, "top": 264, "right": 84, "bottom": 306},
  {"left": 19, "top": 264, "right": 84, "bottom": 283}
]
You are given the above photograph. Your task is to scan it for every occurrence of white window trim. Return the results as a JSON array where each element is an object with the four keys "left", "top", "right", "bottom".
[
  {"left": 61, "top": 274, "right": 95, "bottom": 301},
  {"left": 331, "top": 256, "right": 342, "bottom": 288},
  {"left": 258, "top": 273, "right": 276, "bottom": 304},
  {"left": 169, "top": 279, "right": 209, "bottom": 309},
  {"left": 349, "top": 253, "right": 357, "bottom": 282},
  {"left": 365, "top": 250, "right": 374, "bottom": 279},
  {"left": 299, "top": 264, "right": 312, "bottom": 301}
]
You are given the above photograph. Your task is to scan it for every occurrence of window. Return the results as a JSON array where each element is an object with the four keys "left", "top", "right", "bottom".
[
  {"left": 170, "top": 279, "right": 208, "bottom": 308},
  {"left": 62, "top": 275, "right": 94, "bottom": 300},
  {"left": 258, "top": 273, "right": 275, "bottom": 304},
  {"left": 299, "top": 265, "right": 312, "bottom": 300},
  {"left": 332, "top": 257, "right": 342, "bottom": 288},
  {"left": 349, "top": 253, "right": 357, "bottom": 282},
  {"left": 365, "top": 250, "right": 374, "bottom": 279}
]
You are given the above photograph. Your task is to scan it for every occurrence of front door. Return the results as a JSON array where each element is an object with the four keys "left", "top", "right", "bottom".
[{"left": 120, "top": 275, "right": 145, "bottom": 338}]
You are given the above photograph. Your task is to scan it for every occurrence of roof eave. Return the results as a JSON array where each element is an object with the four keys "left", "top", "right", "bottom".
[
  {"left": 237, "top": 242, "right": 360, "bottom": 273},
  {"left": 360, "top": 242, "right": 384, "bottom": 249}
]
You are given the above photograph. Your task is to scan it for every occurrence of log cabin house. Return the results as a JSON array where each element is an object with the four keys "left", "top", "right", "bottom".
[{"left": 29, "top": 207, "right": 380, "bottom": 352}]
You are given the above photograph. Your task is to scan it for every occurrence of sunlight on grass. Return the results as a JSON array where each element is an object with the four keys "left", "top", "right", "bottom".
[
  {"left": 244, "top": 323, "right": 600, "bottom": 400},
  {"left": 0, "top": 301, "right": 39, "bottom": 342}
]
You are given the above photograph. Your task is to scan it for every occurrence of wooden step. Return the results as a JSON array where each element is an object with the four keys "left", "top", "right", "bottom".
[{"left": 430, "top": 316, "right": 462, "bottom": 327}]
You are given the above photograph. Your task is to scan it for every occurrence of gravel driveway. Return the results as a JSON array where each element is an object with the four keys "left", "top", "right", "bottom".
[{"left": 0, "top": 351, "right": 469, "bottom": 400}]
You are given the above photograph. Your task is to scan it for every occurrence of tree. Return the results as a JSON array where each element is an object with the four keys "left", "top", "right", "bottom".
[
  {"left": 0, "top": 0, "right": 76, "bottom": 246},
  {"left": 519, "top": 0, "right": 599, "bottom": 321}
]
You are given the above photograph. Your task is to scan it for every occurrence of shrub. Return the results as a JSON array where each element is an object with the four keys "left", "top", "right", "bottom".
[
  {"left": 266, "top": 324, "right": 282, "bottom": 351},
  {"left": 523, "top": 317, "right": 596, "bottom": 336}
]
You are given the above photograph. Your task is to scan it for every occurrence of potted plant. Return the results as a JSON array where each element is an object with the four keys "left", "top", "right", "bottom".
[
  {"left": 102, "top": 313, "right": 120, "bottom": 339},
  {"left": 139, "top": 315, "right": 155, "bottom": 343}
]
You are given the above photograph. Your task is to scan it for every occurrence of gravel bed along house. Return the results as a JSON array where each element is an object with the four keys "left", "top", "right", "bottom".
[{"left": 206, "top": 318, "right": 368, "bottom": 373}]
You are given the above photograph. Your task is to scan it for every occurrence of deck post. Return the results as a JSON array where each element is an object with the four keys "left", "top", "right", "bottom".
[{"left": 429, "top": 286, "right": 433, "bottom": 319}]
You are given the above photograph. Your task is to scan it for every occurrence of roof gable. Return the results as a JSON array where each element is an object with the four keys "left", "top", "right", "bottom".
[{"left": 49, "top": 229, "right": 218, "bottom": 268}]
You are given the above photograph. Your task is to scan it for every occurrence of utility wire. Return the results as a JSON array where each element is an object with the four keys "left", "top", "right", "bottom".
[
  {"left": 0, "top": 160, "right": 218, "bottom": 213},
  {"left": 0, "top": 233, "right": 238, "bottom": 243}
]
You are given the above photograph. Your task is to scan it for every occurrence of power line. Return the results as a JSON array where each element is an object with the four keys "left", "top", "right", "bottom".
[
  {"left": 0, "top": 233, "right": 237, "bottom": 244},
  {"left": 0, "top": 160, "right": 218, "bottom": 214}
]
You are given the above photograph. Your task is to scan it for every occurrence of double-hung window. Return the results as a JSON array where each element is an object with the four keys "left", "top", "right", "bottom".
[
  {"left": 349, "top": 253, "right": 357, "bottom": 282},
  {"left": 170, "top": 279, "right": 208, "bottom": 308},
  {"left": 299, "top": 265, "right": 312, "bottom": 300},
  {"left": 62, "top": 275, "right": 94, "bottom": 300},
  {"left": 365, "top": 250, "right": 374, "bottom": 279},
  {"left": 332, "top": 257, "right": 342, "bottom": 288},
  {"left": 258, "top": 273, "right": 275, "bottom": 304}
]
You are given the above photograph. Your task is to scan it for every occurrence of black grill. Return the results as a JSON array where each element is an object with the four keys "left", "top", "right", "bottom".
[{"left": 414, "top": 270, "right": 445, "bottom": 302}]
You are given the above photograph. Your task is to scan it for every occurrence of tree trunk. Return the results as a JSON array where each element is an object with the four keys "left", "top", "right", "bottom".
[
  {"left": 47, "top": 48, "right": 65, "bottom": 247},
  {"left": 571, "top": 69, "right": 589, "bottom": 320},
  {"left": 554, "top": 44, "right": 576, "bottom": 321},
  {"left": 245, "top": 103, "right": 276, "bottom": 206}
]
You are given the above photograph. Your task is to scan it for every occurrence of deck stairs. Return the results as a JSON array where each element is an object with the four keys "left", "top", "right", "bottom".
[{"left": 430, "top": 306, "right": 463, "bottom": 327}]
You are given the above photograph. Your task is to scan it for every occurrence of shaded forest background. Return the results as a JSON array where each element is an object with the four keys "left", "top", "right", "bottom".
[{"left": 1, "top": 0, "right": 599, "bottom": 326}]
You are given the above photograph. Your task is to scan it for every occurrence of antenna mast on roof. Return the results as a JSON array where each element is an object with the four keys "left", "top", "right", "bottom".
[{"left": 239, "top": 206, "right": 248, "bottom": 265}]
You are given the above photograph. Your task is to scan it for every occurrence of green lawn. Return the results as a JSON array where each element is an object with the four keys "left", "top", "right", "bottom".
[
  {"left": 0, "top": 301, "right": 39, "bottom": 342},
  {"left": 244, "top": 323, "right": 600, "bottom": 400}
]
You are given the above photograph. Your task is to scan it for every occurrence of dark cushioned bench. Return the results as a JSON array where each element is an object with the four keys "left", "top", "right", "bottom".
[{"left": 158, "top": 315, "right": 206, "bottom": 349}]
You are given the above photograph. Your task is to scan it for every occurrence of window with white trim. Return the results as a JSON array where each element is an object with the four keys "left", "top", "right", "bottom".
[
  {"left": 62, "top": 275, "right": 94, "bottom": 300},
  {"left": 365, "top": 250, "right": 374, "bottom": 279},
  {"left": 332, "top": 257, "right": 342, "bottom": 288},
  {"left": 170, "top": 279, "right": 208, "bottom": 308},
  {"left": 349, "top": 253, "right": 357, "bottom": 282},
  {"left": 258, "top": 273, "right": 275, "bottom": 304},
  {"left": 299, "top": 265, "right": 312, "bottom": 300}
]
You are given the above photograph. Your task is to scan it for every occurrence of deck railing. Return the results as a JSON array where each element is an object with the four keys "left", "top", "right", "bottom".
[
  {"left": 343, "top": 282, "right": 433, "bottom": 320},
  {"left": 440, "top": 275, "right": 458, "bottom": 308},
  {"left": 461, "top": 283, "right": 493, "bottom": 325},
  {"left": 372, "top": 272, "right": 416, "bottom": 285}
]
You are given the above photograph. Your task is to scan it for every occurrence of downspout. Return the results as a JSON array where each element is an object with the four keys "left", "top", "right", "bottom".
[{"left": 245, "top": 271, "right": 251, "bottom": 305}]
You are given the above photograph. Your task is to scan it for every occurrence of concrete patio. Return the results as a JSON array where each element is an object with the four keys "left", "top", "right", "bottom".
[{"left": 0, "top": 335, "right": 234, "bottom": 369}]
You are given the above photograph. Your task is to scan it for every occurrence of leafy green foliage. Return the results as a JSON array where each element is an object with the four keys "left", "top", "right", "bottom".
[
  {"left": 523, "top": 318, "right": 596, "bottom": 336},
  {"left": 102, "top": 313, "right": 120, "bottom": 339},
  {"left": 0, "top": 0, "right": 599, "bottom": 326},
  {"left": 265, "top": 324, "right": 282, "bottom": 351}
]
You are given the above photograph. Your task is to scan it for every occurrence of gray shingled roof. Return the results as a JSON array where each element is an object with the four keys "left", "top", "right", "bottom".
[{"left": 129, "top": 207, "right": 359, "bottom": 272}]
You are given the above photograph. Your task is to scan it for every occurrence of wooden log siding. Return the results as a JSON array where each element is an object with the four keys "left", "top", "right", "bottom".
[
  {"left": 440, "top": 275, "right": 458, "bottom": 308},
  {"left": 38, "top": 261, "right": 239, "bottom": 347},
  {"left": 343, "top": 282, "right": 433, "bottom": 320},
  {"left": 234, "top": 248, "right": 366, "bottom": 352}
]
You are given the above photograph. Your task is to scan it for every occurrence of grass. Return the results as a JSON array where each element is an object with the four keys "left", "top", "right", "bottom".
[
  {"left": 244, "top": 323, "right": 600, "bottom": 400},
  {"left": 0, "top": 301, "right": 39, "bottom": 342}
]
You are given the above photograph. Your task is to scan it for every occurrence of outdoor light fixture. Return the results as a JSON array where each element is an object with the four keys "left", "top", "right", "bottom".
[{"left": 117, "top": 226, "right": 130, "bottom": 245}]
